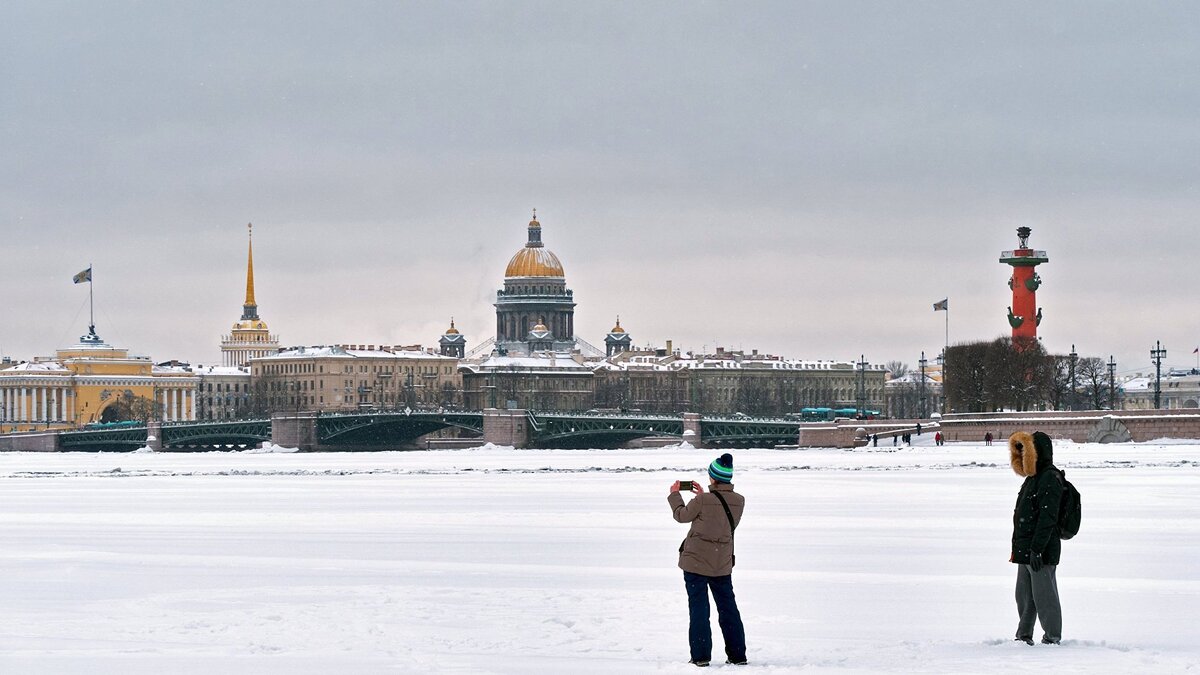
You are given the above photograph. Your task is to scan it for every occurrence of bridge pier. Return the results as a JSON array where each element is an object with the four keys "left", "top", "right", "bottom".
[
  {"left": 272, "top": 412, "right": 319, "bottom": 451},
  {"left": 146, "top": 421, "right": 163, "bottom": 452},
  {"left": 682, "top": 413, "right": 703, "bottom": 448},
  {"left": 483, "top": 408, "right": 529, "bottom": 448}
]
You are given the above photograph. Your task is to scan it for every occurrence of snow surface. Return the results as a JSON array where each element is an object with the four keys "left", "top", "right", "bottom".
[{"left": 0, "top": 440, "right": 1196, "bottom": 673}]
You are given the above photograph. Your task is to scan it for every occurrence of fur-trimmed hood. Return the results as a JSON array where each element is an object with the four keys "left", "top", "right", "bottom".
[{"left": 1008, "top": 431, "right": 1053, "bottom": 477}]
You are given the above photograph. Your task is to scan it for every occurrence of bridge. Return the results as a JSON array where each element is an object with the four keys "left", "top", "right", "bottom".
[
  {"left": 14, "top": 407, "right": 1197, "bottom": 453},
  {"left": 0, "top": 409, "right": 804, "bottom": 452}
]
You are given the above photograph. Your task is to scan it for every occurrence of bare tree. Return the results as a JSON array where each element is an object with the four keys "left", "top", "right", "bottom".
[
  {"left": 886, "top": 361, "right": 910, "bottom": 379},
  {"left": 945, "top": 342, "right": 990, "bottom": 412},
  {"left": 100, "top": 391, "right": 159, "bottom": 423},
  {"left": 1077, "top": 357, "right": 1110, "bottom": 410},
  {"left": 1044, "top": 355, "right": 1073, "bottom": 411}
]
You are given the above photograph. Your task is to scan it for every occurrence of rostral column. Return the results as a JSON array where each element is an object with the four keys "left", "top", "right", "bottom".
[{"left": 999, "top": 227, "right": 1049, "bottom": 341}]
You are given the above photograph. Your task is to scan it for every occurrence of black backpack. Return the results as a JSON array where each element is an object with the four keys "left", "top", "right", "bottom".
[{"left": 1054, "top": 469, "right": 1082, "bottom": 540}]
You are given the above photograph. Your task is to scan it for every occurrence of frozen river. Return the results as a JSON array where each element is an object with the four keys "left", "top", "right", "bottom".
[{"left": 0, "top": 441, "right": 1196, "bottom": 673}]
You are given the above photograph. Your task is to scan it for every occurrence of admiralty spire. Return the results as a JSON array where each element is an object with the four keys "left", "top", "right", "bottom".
[{"left": 221, "top": 223, "right": 280, "bottom": 367}]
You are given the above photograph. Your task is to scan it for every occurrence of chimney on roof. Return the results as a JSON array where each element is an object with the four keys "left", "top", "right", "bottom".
[{"left": 666, "top": 340, "right": 673, "bottom": 354}]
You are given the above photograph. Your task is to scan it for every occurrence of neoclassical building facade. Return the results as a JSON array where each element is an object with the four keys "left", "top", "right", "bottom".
[
  {"left": 249, "top": 345, "right": 461, "bottom": 414},
  {"left": 0, "top": 332, "right": 199, "bottom": 432}
]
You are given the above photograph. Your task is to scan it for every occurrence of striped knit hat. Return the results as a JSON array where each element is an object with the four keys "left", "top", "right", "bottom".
[{"left": 709, "top": 453, "right": 734, "bottom": 484}]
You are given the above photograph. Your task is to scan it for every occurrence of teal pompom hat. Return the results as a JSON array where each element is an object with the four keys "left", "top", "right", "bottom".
[{"left": 709, "top": 453, "right": 734, "bottom": 484}]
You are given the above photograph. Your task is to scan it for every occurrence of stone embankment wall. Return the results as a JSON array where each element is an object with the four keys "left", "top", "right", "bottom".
[
  {"left": 0, "top": 432, "right": 60, "bottom": 452},
  {"left": 939, "top": 410, "right": 1200, "bottom": 444},
  {"left": 797, "top": 419, "right": 933, "bottom": 448},
  {"left": 798, "top": 410, "right": 1200, "bottom": 448}
]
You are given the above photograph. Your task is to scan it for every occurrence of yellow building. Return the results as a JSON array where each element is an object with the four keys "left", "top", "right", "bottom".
[
  {"left": 221, "top": 223, "right": 280, "bottom": 367},
  {"left": 0, "top": 331, "right": 199, "bottom": 432}
]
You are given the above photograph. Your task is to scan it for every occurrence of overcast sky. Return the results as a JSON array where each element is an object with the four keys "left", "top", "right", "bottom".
[{"left": 3, "top": 2, "right": 1198, "bottom": 375}]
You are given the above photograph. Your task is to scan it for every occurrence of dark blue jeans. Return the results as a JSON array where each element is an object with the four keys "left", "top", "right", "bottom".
[{"left": 684, "top": 571, "right": 746, "bottom": 662}]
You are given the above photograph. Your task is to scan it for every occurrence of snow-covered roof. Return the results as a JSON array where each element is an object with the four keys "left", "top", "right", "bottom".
[
  {"left": 1123, "top": 377, "right": 1152, "bottom": 391},
  {"left": 254, "top": 346, "right": 456, "bottom": 362},
  {"left": 192, "top": 366, "right": 251, "bottom": 377},
  {"left": 596, "top": 354, "right": 891, "bottom": 373},
  {"left": 462, "top": 353, "right": 592, "bottom": 374},
  {"left": 666, "top": 357, "right": 880, "bottom": 372},
  {"left": 1, "top": 361, "right": 69, "bottom": 373},
  {"left": 886, "top": 372, "right": 941, "bottom": 385},
  {"left": 594, "top": 359, "right": 672, "bottom": 372}
]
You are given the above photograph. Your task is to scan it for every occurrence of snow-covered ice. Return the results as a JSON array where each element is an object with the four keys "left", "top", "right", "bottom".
[{"left": 0, "top": 440, "right": 1195, "bottom": 673}]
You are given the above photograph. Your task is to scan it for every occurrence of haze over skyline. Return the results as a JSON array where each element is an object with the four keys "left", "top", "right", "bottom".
[{"left": 3, "top": 3, "right": 1198, "bottom": 375}]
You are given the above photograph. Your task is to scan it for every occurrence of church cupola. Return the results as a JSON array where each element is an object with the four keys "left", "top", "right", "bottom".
[
  {"left": 439, "top": 318, "right": 467, "bottom": 358},
  {"left": 605, "top": 316, "right": 633, "bottom": 356},
  {"left": 526, "top": 318, "right": 555, "bottom": 352}
]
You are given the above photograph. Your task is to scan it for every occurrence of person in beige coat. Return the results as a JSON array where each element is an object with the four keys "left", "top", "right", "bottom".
[{"left": 668, "top": 453, "right": 747, "bottom": 667}]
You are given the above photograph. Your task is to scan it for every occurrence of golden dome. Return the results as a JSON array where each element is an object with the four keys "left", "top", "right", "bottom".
[
  {"left": 445, "top": 318, "right": 460, "bottom": 335},
  {"left": 505, "top": 247, "right": 565, "bottom": 278},
  {"left": 532, "top": 321, "right": 549, "bottom": 332},
  {"left": 610, "top": 317, "right": 625, "bottom": 333},
  {"left": 504, "top": 211, "right": 565, "bottom": 278}
]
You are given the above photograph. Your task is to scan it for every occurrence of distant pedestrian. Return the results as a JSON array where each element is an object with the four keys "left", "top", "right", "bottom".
[
  {"left": 892, "top": 434, "right": 897, "bottom": 446},
  {"left": 669, "top": 454, "right": 748, "bottom": 667},
  {"left": 1008, "top": 431, "right": 1064, "bottom": 645},
  {"left": 916, "top": 423, "right": 922, "bottom": 435},
  {"left": 935, "top": 432, "right": 943, "bottom": 446},
  {"left": 872, "top": 434, "right": 878, "bottom": 447},
  {"left": 985, "top": 432, "right": 994, "bottom": 446}
]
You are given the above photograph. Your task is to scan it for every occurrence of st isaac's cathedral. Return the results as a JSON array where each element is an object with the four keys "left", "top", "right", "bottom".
[{"left": 459, "top": 211, "right": 629, "bottom": 410}]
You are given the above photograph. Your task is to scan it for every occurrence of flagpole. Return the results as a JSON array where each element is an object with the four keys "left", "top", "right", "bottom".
[{"left": 88, "top": 263, "right": 94, "bottom": 333}]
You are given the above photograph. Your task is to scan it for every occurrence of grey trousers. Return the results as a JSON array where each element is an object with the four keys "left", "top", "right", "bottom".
[{"left": 1015, "top": 563, "right": 1061, "bottom": 642}]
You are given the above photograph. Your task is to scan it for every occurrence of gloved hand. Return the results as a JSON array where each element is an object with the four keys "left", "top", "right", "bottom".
[{"left": 1029, "top": 552, "right": 1043, "bottom": 572}]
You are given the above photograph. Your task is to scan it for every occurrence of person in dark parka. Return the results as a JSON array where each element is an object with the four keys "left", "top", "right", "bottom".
[{"left": 1008, "top": 430, "right": 1064, "bottom": 645}]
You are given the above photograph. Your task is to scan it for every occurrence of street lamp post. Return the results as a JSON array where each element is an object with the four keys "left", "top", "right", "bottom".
[
  {"left": 918, "top": 351, "right": 928, "bottom": 419},
  {"left": 935, "top": 350, "right": 946, "bottom": 414},
  {"left": 1107, "top": 356, "right": 1117, "bottom": 410},
  {"left": 1151, "top": 341, "right": 1167, "bottom": 409},
  {"left": 856, "top": 354, "right": 868, "bottom": 419},
  {"left": 1068, "top": 344, "right": 1078, "bottom": 411}
]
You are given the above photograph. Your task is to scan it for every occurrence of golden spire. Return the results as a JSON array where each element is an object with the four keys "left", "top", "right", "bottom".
[{"left": 245, "top": 222, "right": 256, "bottom": 307}]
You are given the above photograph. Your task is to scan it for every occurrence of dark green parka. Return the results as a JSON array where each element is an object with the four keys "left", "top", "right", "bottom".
[{"left": 1009, "top": 431, "right": 1063, "bottom": 565}]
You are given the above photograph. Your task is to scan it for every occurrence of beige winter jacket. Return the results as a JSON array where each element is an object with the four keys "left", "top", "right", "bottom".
[{"left": 668, "top": 483, "right": 745, "bottom": 577}]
